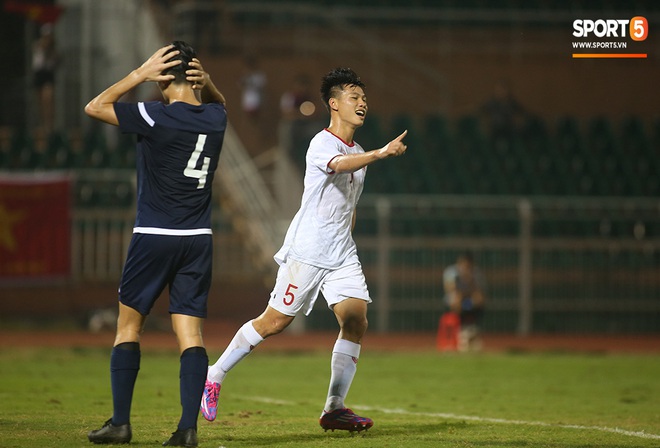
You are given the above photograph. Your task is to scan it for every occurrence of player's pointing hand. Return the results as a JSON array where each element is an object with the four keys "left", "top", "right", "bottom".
[{"left": 378, "top": 129, "right": 408, "bottom": 159}]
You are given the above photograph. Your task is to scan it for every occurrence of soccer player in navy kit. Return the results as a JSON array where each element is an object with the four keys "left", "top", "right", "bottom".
[{"left": 84, "top": 41, "right": 226, "bottom": 447}]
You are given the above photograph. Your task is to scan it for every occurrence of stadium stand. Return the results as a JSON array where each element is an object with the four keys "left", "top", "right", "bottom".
[{"left": 3, "top": 112, "right": 657, "bottom": 211}]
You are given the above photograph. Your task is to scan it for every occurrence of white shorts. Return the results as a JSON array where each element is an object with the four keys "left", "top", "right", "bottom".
[{"left": 268, "top": 258, "right": 372, "bottom": 317}]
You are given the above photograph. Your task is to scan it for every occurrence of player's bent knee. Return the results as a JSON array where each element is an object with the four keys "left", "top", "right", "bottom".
[
  {"left": 270, "top": 315, "right": 295, "bottom": 335},
  {"left": 341, "top": 314, "right": 368, "bottom": 335},
  {"left": 114, "top": 329, "right": 142, "bottom": 346},
  {"left": 254, "top": 313, "right": 294, "bottom": 338}
]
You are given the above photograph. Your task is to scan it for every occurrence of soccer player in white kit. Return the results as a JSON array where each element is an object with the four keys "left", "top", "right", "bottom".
[{"left": 202, "top": 67, "right": 407, "bottom": 432}]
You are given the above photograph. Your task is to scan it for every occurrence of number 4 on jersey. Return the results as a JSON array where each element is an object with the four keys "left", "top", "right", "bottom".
[{"left": 184, "top": 134, "right": 211, "bottom": 189}]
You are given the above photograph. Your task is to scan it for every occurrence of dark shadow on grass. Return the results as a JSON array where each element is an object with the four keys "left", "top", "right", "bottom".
[
  {"left": 203, "top": 421, "right": 467, "bottom": 446},
  {"left": 203, "top": 420, "right": 657, "bottom": 448}
]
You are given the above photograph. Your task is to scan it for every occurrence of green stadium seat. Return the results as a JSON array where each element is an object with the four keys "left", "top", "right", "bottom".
[
  {"left": 82, "top": 126, "right": 109, "bottom": 169},
  {"left": 357, "top": 114, "right": 384, "bottom": 151},
  {"left": 620, "top": 115, "right": 647, "bottom": 150},
  {"left": 587, "top": 116, "right": 618, "bottom": 157},
  {"left": 423, "top": 114, "right": 452, "bottom": 149},
  {"left": 8, "top": 128, "right": 38, "bottom": 169},
  {"left": 555, "top": 116, "right": 584, "bottom": 155},
  {"left": 44, "top": 131, "right": 74, "bottom": 169},
  {"left": 391, "top": 114, "right": 443, "bottom": 193},
  {"left": 115, "top": 133, "right": 137, "bottom": 168}
]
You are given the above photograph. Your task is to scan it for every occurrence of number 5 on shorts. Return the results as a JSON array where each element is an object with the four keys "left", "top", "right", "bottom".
[{"left": 283, "top": 283, "right": 298, "bottom": 306}]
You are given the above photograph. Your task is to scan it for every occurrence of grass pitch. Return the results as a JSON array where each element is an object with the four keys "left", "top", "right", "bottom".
[{"left": 0, "top": 345, "right": 658, "bottom": 447}]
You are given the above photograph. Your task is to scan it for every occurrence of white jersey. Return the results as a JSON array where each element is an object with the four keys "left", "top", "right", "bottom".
[{"left": 274, "top": 129, "right": 366, "bottom": 269}]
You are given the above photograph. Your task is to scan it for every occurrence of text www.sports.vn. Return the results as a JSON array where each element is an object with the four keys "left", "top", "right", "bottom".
[{"left": 572, "top": 41, "right": 627, "bottom": 49}]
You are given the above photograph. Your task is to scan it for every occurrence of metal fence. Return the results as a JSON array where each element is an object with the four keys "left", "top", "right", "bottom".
[
  {"left": 72, "top": 206, "right": 255, "bottom": 284},
  {"left": 69, "top": 192, "right": 660, "bottom": 334},
  {"left": 306, "top": 195, "right": 660, "bottom": 334}
]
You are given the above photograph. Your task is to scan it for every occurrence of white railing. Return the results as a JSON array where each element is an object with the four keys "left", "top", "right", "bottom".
[
  {"left": 353, "top": 195, "right": 660, "bottom": 334},
  {"left": 216, "top": 126, "right": 289, "bottom": 281},
  {"left": 71, "top": 208, "right": 254, "bottom": 283},
  {"left": 69, "top": 194, "right": 660, "bottom": 334}
]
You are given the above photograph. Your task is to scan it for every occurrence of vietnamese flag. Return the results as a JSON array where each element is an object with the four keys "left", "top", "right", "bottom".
[{"left": 0, "top": 173, "right": 71, "bottom": 279}]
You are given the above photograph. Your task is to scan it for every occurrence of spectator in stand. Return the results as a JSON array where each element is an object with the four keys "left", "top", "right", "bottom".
[
  {"left": 32, "top": 23, "right": 59, "bottom": 134},
  {"left": 240, "top": 55, "right": 267, "bottom": 122}
]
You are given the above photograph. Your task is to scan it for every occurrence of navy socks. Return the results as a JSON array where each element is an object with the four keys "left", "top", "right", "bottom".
[
  {"left": 178, "top": 346, "right": 208, "bottom": 431},
  {"left": 109, "top": 343, "right": 207, "bottom": 431},
  {"left": 110, "top": 342, "right": 141, "bottom": 426}
]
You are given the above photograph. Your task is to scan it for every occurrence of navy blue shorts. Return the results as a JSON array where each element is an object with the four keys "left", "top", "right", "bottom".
[{"left": 118, "top": 233, "right": 212, "bottom": 318}]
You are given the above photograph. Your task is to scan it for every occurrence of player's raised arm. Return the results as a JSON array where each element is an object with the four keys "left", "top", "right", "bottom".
[
  {"left": 186, "top": 58, "right": 226, "bottom": 105},
  {"left": 84, "top": 45, "right": 180, "bottom": 125},
  {"left": 328, "top": 129, "right": 408, "bottom": 174}
]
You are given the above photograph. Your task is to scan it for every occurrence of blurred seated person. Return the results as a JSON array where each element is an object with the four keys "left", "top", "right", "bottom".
[{"left": 443, "top": 252, "right": 486, "bottom": 351}]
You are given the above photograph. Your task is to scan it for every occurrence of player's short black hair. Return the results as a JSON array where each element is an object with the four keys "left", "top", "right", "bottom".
[
  {"left": 320, "top": 67, "right": 366, "bottom": 112},
  {"left": 162, "top": 41, "right": 196, "bottom": 84}
]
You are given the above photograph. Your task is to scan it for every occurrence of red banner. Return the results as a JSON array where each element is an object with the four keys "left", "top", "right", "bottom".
[
  {"left": 0, "top": 173, "right": 71, "bottom": 279},
  {"left": 4, "top": 1, "right": 64, "bottom": 24}
]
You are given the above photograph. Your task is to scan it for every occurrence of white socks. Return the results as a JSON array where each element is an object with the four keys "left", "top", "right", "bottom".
[
  {"left": 207, "top": 327, "right": 361, "bottom": 414},
  {"left": 324, "top": 339, "right": 361, "bottom": 412},
  {"left": 207, "top": 320, "right": 264, "bottom": 384}
]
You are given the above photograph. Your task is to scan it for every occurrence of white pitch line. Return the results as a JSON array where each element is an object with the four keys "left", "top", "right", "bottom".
[
  {"left": 353, "top": 405, "right": 660, "bottom": 441},
  {"left": 243, "top": 396, "right": 660, "bottom": 440}
]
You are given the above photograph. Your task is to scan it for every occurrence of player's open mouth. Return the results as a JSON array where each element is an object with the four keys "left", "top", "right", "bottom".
[{"left": 356, "top": 110, "right": 366, "bottom": 117}]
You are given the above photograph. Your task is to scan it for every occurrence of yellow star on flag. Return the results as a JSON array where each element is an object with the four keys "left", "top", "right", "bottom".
[{"left": 0, "top": 203, "right": 26, "bottom": 252}]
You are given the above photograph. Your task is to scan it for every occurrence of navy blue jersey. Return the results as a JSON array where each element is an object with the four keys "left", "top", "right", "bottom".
[{"left": 114, "top": 100, "right": 227, "bottom": 234}]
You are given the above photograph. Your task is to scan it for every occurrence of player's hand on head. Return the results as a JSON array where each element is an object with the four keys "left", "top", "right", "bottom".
[
  {"left": 186, "top": 58, "right": 209, "bottom": 90},
  {"left": 379, "top": 129, "right": 408, "bottom": 159},
  {"left": 139, "top": 44, "right": 180, "bottom": 83}
]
